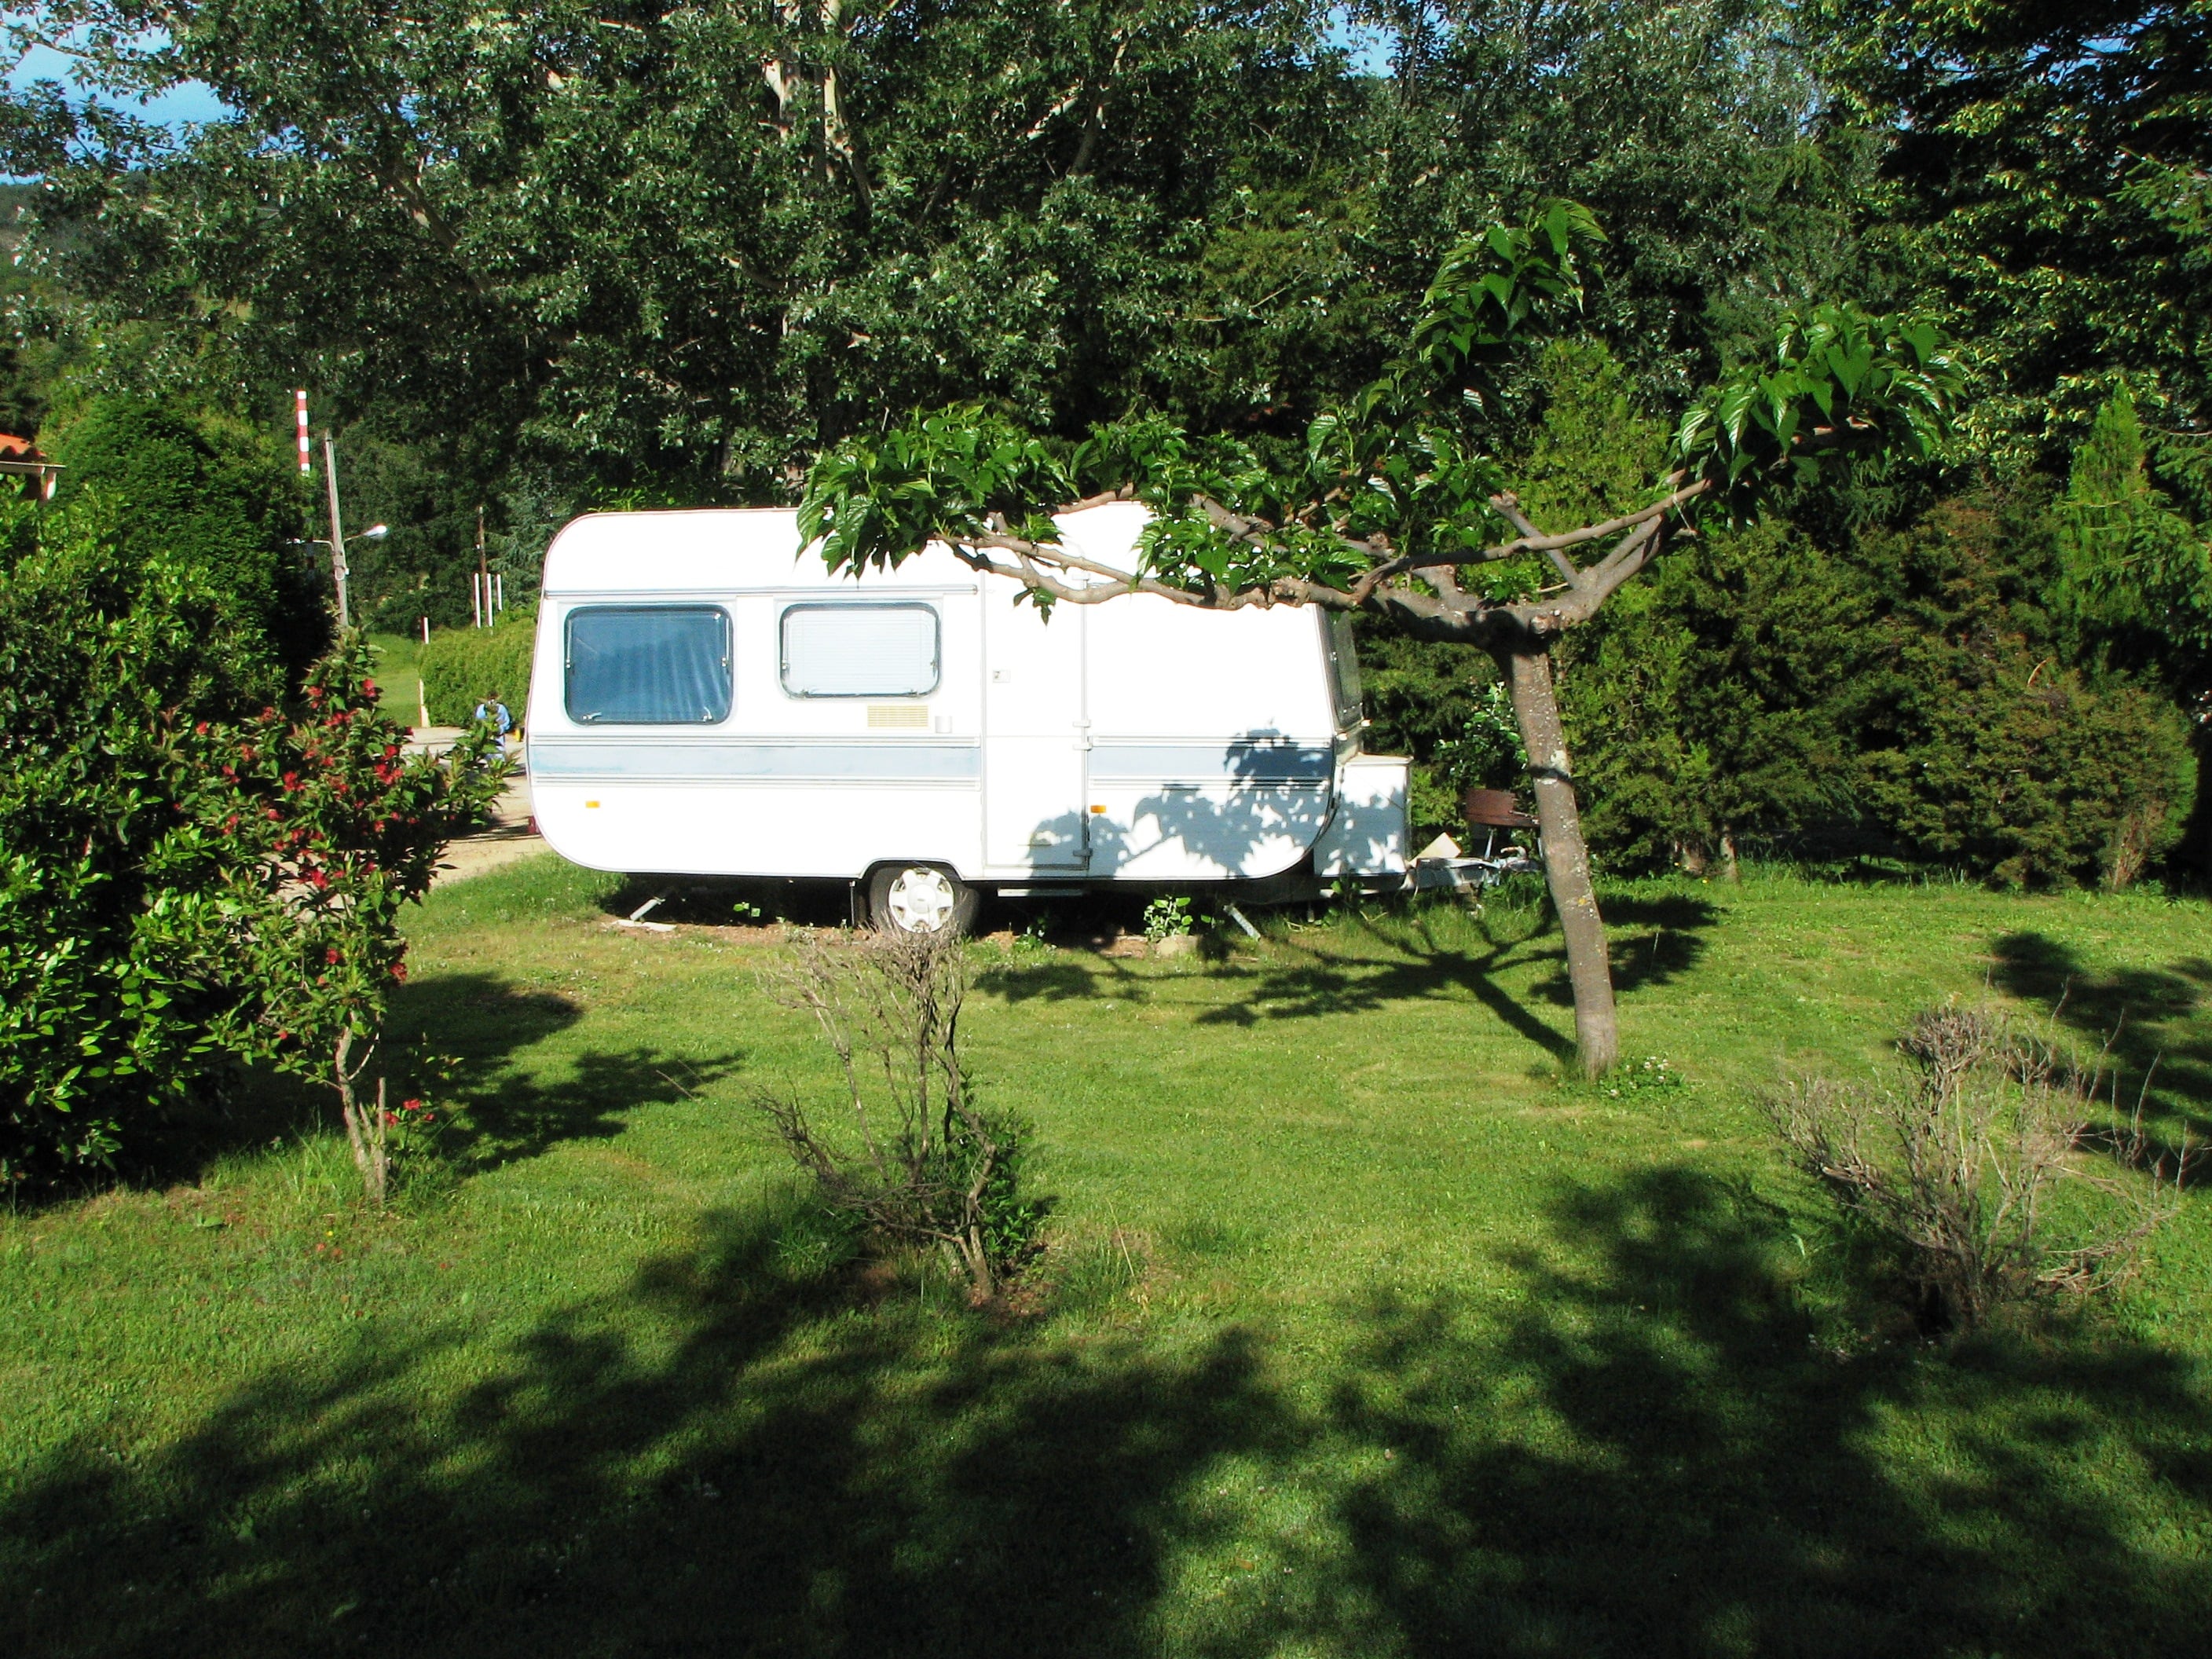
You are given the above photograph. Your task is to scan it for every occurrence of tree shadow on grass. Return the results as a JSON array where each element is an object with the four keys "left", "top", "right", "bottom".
[
  {"left": 1990, "top": 931, "right": 2212, "bottom": 1165},
  {"left": 1189, "top": 897, "right": 1715, "bottom": 1065},
  {"left": 11, "top": 1163, "right": 2207, "bottom": 1656},
  {"left": 1602, "top": 892, "right": 1720, "bottom": 994},
  {"left": 1296, "top": 1168, "right": 2212, "bottom": 1657},
  {"left": 1, "top": 1195, "right": 1289, "bottom": 1659},
  {"left": 68, "top": 972, "right": 583, "bottom": 1203},
  {"left": 972, "top": 897, "right": 1716, "bottom": 1074},
  {"left": 390, "top": 969, "right": 745, "bottom": 1173}
]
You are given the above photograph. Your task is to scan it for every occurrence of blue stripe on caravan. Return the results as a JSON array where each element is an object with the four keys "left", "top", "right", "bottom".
[
  {"left": 530, "top": 741, "right": 982, "bottom": 781},
  {"left": 1087, "top": 742, "right": 1333, "bottom": 783}
]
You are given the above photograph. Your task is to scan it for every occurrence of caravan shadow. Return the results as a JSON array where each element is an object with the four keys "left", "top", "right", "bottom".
[{"left": 599, "top": 874, "right": 860, "bottom": 928}]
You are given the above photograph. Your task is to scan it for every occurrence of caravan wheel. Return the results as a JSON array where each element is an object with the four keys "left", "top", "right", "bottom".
[{"left": 869, "top": 863, "right": 978, "bottom": 936}]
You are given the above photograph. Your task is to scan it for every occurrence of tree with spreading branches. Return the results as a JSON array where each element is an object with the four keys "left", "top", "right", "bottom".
[{"left": 800, "top": 203, "right": 1957, "bottom": 1074}]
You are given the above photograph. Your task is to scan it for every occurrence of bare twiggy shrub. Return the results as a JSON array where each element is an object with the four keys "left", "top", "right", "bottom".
[
  {"left": 753, "top": 925, "right": 1044, "bottom": 1300},
  {"left": 1767, "top": 1002, "right": 2190, "bottom": 1331}
]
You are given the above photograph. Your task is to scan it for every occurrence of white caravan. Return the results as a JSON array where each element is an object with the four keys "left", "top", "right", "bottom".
[{"left": 525, "top": 504, "right": 1410, "bottom": 928}]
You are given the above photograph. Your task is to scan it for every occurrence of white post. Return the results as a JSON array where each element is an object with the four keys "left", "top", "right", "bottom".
[{"left": 471, "top": 573, "right": 482, "bottom": 629}]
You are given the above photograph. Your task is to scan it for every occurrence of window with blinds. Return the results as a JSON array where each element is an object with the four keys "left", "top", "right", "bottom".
[
  {"left": 780, "top": 603, "right": 941, "bottom": 698},
  {"left": 565, "top": 606, "right": 732, "bottom": 724}
]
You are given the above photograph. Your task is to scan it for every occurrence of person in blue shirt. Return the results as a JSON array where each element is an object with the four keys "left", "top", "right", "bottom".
[{"left": 473, "top": 694, "right": 514, "bottom": 760}]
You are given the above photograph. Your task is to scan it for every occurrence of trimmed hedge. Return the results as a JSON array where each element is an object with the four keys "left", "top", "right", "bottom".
[{"left": 419, "top": 610, "right": 537, "bottom": 727}]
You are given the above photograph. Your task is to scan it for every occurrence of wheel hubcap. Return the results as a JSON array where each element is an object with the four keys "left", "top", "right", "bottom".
[{"left": 884, "top": 867, "right": 957, "bottom": 932}]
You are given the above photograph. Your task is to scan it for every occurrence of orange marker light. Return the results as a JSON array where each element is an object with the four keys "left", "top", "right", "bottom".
[{"left": 1090, "top": 804, "right": 1107, "bottom": 814}]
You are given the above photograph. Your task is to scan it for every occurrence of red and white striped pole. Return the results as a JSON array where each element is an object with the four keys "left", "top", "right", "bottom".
[{"left": 295, "top": 390, "right": 310, "bottom": 475}]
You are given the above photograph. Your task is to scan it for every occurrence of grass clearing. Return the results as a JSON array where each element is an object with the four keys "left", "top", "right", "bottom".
[
  {"left": 5, "top": 860, "right": 2210, "bottom": 1654},
  {"left": 366, "top": 630, "right": 428, "bottom": 726}
]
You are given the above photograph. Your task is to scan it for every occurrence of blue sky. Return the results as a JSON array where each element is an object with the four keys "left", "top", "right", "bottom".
[
  {"left": 7, "top": 40, "right": 224, "bottom": 126},
  {"left": 6, "top": 12, "right": 1389, "bottom": 140}
]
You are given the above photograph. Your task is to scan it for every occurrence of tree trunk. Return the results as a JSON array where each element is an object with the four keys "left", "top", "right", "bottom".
[
  {"left": 1501, "top": 645, "right": 1618, "bottom": 1076},
  {"left": 333, "top": 1031, "right": 389, "bottom": 1206}
]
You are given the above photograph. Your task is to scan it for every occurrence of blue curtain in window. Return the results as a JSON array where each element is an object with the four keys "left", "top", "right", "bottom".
[{"left": 566, "top": 607, "right": 731, "bottom": 724}]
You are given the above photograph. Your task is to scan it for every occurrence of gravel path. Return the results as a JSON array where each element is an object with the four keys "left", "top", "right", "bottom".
[{"left": 410, "top": 727, "right": 551, "bottom": 885}]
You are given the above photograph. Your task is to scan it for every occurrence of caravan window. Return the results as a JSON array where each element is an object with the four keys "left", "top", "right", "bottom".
[
  {"left": 780, "top": 603, "right": 940, "bottom": 698},
  {"left": 565, "top": 606, "right": 732, "bottom": 725}
]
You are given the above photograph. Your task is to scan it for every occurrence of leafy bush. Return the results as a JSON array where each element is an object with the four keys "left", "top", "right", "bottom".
[
  {"left": 46, "top": 395, "right": 328, "bottom": 682},
  {"left": 0, "top": 495, "right": 504, "bottom": 1191},
  {"left": 1548, "top": 484, "right": 2195, "bottom": 884},
  {"left": 2054, "top": 392, "right": 2212, "bottom": 656},
  {"left": 0, "top": 498, "right": 276, "bottom": 1183},
  {"left": 1142, "top": 894, "right": 1194, "bottom": 942},
  {"left": 419, "top": 611, "right": 537, "bottom": 727},
  {"left": 1857, "top": 642, "right": 2191, "bottom": 888},
  {"left": 1766, "top": 1004, "right": 2185, "bottom": 1332},
  {"left": 753, "top": 925, "right": 1047, "bottom": 1298},
  {"left": 1854, "top": 497, "right": 2194, "bottom": 888}
]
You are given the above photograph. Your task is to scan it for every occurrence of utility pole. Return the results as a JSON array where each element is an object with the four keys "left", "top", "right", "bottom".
[{"left": 323, "top": 432, "right": 350, "bottom": 629}]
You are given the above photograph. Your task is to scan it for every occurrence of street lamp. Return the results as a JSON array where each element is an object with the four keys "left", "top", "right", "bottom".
[
  {"left": 303, "top": 431, "right": 388, "bottom": 629},
  {"left": 289, "top": 522, "right": 388, "bottom": 629}
]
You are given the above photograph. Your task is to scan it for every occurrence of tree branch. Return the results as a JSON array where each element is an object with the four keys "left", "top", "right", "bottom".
[
  {"left": 915, "top": 475, "right": 1705, "bottom": 644},
  {"left": 1491, "top": 492, "right": 1578, "bottom": 584}
]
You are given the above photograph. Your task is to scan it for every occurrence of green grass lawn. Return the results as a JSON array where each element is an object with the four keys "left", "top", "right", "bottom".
[
  {"left": 366, "top": 630, "right": 429, "bottom": 727},
  {"left": 5, "top": 862, "right": 2210, "bottom": 1656}
]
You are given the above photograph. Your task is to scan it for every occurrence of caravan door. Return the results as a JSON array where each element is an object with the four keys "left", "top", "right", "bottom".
[{"left": 981, "top": 596, "right": 1089, "bottom": 872}]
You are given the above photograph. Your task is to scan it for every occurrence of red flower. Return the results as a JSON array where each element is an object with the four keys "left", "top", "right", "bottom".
[
  {"left": 390, "top": 961, "right": 407, "bottom": 983},
  {"left": 282, "top": 771, "right": 300, "bottom": 790},
  {"left": 324, "top": 947, "right": 342, "bottom": 965},
  {"left": 362, "top": 679, "right": 378, "bottom": 699},
  {"left": 305, "top": 868, "right": 330, "bottom": 890},
  {"left": 193, "top": 720, "right": 210, "bottom": 736},
  {"left": 401, "top": 1098, "right": 424, "bottom": 1113}
]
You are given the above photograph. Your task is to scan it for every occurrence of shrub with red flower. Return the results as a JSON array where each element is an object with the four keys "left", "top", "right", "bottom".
[{"left": 184, "top": 637, "right": 506, "bottom": 1200}]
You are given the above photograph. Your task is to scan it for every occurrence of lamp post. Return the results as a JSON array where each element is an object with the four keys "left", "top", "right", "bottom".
[
  {"left": 324, "top": 434, "right": 352, "bottom": 627},
  {"left": 291, "top": 518, "right": 388, "bottom": 629}
]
